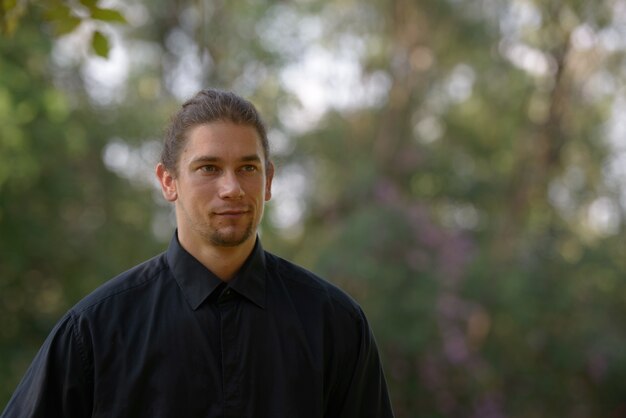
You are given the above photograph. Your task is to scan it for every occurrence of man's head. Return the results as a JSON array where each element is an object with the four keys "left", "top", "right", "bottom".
[
  {"left": 156, "top": 89, "right": 274, "bottom": 252},
  {"left": 160, "top": 88, "right": 271, "bottom": 175}
]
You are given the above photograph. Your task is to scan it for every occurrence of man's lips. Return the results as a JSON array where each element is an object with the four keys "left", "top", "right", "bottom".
[{"left": 213, "top": 208, "right": 250, "bottom": 216}]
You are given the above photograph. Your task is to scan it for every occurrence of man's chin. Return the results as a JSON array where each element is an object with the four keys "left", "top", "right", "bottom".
[{"left": 209, "top": 229, "right": 253, "bottom": 248}]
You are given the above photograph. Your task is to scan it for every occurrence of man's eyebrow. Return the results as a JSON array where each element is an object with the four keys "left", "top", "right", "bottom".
[
  {"left": 240, "top": 155, "right": 262, "bottom": 163},
  {"left": 189, "top": 155, "right": 262, "bottom": 164},
  {"left": 189, "top": 156, "right": 219, "bottom": 165}
]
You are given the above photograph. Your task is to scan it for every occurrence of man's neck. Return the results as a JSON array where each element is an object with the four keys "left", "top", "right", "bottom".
[{"left": 178, "top": 232, "right": 256, "bottom": 281}]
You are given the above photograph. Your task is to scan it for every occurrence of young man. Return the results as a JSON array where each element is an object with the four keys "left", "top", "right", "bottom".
[{"left": 1, "top": 89, "right": 394, "bottom": 417}]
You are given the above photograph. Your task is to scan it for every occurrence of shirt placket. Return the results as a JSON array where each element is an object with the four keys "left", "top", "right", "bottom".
[{"left": 218, "top": 288, "right": 241, "bottom": 418}]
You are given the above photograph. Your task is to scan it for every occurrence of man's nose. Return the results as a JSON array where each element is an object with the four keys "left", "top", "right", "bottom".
[{"left": 218, "top": 171, "right": 244, "bottom": 199}]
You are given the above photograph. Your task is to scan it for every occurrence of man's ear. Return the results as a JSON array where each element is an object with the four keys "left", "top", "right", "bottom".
[
  {"left": 156, "top": 163, "right": 178, "bottom": 202},
  {"left": 264, "top": 162, "right": 274, "bottom": 202}
]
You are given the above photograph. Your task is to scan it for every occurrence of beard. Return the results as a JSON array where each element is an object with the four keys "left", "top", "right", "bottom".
[
  {"left": 177, "top": 200, "right": 259, "bottom": 248},
  {"left": 207, "top": 219, "right": 255, "bottom": 247}
]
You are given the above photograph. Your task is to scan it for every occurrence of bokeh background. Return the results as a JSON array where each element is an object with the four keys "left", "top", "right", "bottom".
[{"left": 2, "top": 0, "right": 626, "bottom": 416}]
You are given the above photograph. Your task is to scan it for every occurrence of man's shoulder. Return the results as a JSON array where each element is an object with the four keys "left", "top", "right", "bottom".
[
  {"left": 71, "top": 252, "right": 169, "bottom": 315},
  {"left": 265, "top": 251, "right": 363, "bottom": 320}
]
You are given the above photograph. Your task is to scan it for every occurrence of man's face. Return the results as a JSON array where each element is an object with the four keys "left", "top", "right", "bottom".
[{"left": 157, "top": 121, "right": 273, "bottom": 249}]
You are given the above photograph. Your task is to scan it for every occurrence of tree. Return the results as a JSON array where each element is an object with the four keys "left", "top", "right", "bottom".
[
  {"left": 0, "top": 0, "right": 126, "bottom": 57},
  {"left": 0, "top": 11, "right": 172, "bottom": 403}
]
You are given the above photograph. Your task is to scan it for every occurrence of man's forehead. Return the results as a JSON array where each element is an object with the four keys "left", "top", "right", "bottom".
[
  {"left": 186, "top": 122, "right": 259, "bottom": 143},
  {"left": 188, "top": 121, "right": 259, "bottom": 136},
  {"left": 181, "top": 125, "right": 264, "bottom": 161}
]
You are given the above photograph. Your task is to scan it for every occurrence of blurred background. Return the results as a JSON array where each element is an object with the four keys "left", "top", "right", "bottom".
[{"left": 1, "top": 0, "right": 626, "bottom": 416}]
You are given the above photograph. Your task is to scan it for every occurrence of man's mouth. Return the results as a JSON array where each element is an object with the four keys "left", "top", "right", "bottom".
[{"left": 214, "top": 208, "right": 250, "bottom": 216}]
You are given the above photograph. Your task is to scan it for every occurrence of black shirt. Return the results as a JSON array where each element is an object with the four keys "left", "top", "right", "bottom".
[{"left": 2, "top": 234, "right": 394, "bottom": 417}]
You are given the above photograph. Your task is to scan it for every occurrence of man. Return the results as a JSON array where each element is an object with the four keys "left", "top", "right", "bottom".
[{"left": 2, "top": 89, "right": 394, "bottom": 417}]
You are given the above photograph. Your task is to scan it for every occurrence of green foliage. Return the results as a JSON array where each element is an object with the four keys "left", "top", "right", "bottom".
[
  {"left": 0, "top": 13, "right": 171, "bottom": 404},
  {"left": 0, "top": 0, "right": 125, "bottom": 57}
]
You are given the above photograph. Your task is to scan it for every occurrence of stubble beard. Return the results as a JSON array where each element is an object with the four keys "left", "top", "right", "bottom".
[
  {"left": 206, "top": 215, "right": 255, "bottom": 247},
  {"left": 177, "top": 199, "right": 257, "bottom": 248}
]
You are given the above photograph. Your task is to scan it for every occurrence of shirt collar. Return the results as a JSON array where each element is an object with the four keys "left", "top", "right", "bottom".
[
  {"left": 166, "top": 232, "right": 267, "bottom": 310},
  {"left": 228, "top": 238, "right": 266, "bottom": 309}
]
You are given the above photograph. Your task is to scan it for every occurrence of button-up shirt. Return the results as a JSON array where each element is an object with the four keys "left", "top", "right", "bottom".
[{"left": 1, "top": 234, "right": 394, "bottom": 417}]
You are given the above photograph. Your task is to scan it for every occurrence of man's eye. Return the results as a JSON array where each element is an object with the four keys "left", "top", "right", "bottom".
[
  {"left": 241, "top": 165, "right": 258, "bottom": 173},
  {"left": 200, "top": 165, "right": 219, "bottom": 173}
]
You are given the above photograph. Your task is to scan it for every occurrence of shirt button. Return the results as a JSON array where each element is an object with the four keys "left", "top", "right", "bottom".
[{"left": 225, "top": 289, "right": 232, "bottom": 295}]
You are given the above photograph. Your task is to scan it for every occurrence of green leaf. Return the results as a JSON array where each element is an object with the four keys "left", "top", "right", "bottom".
[
  {"left": 90, "top": 7, "right": 126, "bottom": 24},
  {"left": 52, "top": 15, "right": 82, "bottom": 36},
  {"left": 78, "top": 0, "right": 99, "bottom": 8},
  {"left": 42, "top": 3, "right": 72, "bottom": 20},
  {"left": 91, "top": 30, "right": 109, "bottom": 58},
  {"left": 39, "top": 2, "right": 83, "bottom": 37}
]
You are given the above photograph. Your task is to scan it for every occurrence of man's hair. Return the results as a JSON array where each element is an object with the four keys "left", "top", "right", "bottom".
[{"left": 161, "top": 88, "right": 270, "bottom": 174}]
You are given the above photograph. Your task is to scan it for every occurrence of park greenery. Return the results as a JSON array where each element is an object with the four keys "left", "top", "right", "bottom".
[{"left": 2, "top": 0, "right": 626, "bottom": 416}]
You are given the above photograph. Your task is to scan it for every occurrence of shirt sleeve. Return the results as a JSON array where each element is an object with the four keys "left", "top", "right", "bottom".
[
  {"left": 326, "top": 307, "right": 395, "bottom": 418},
  {"left": 1, "top": 312, "right": 93, "bottom": 418}
]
